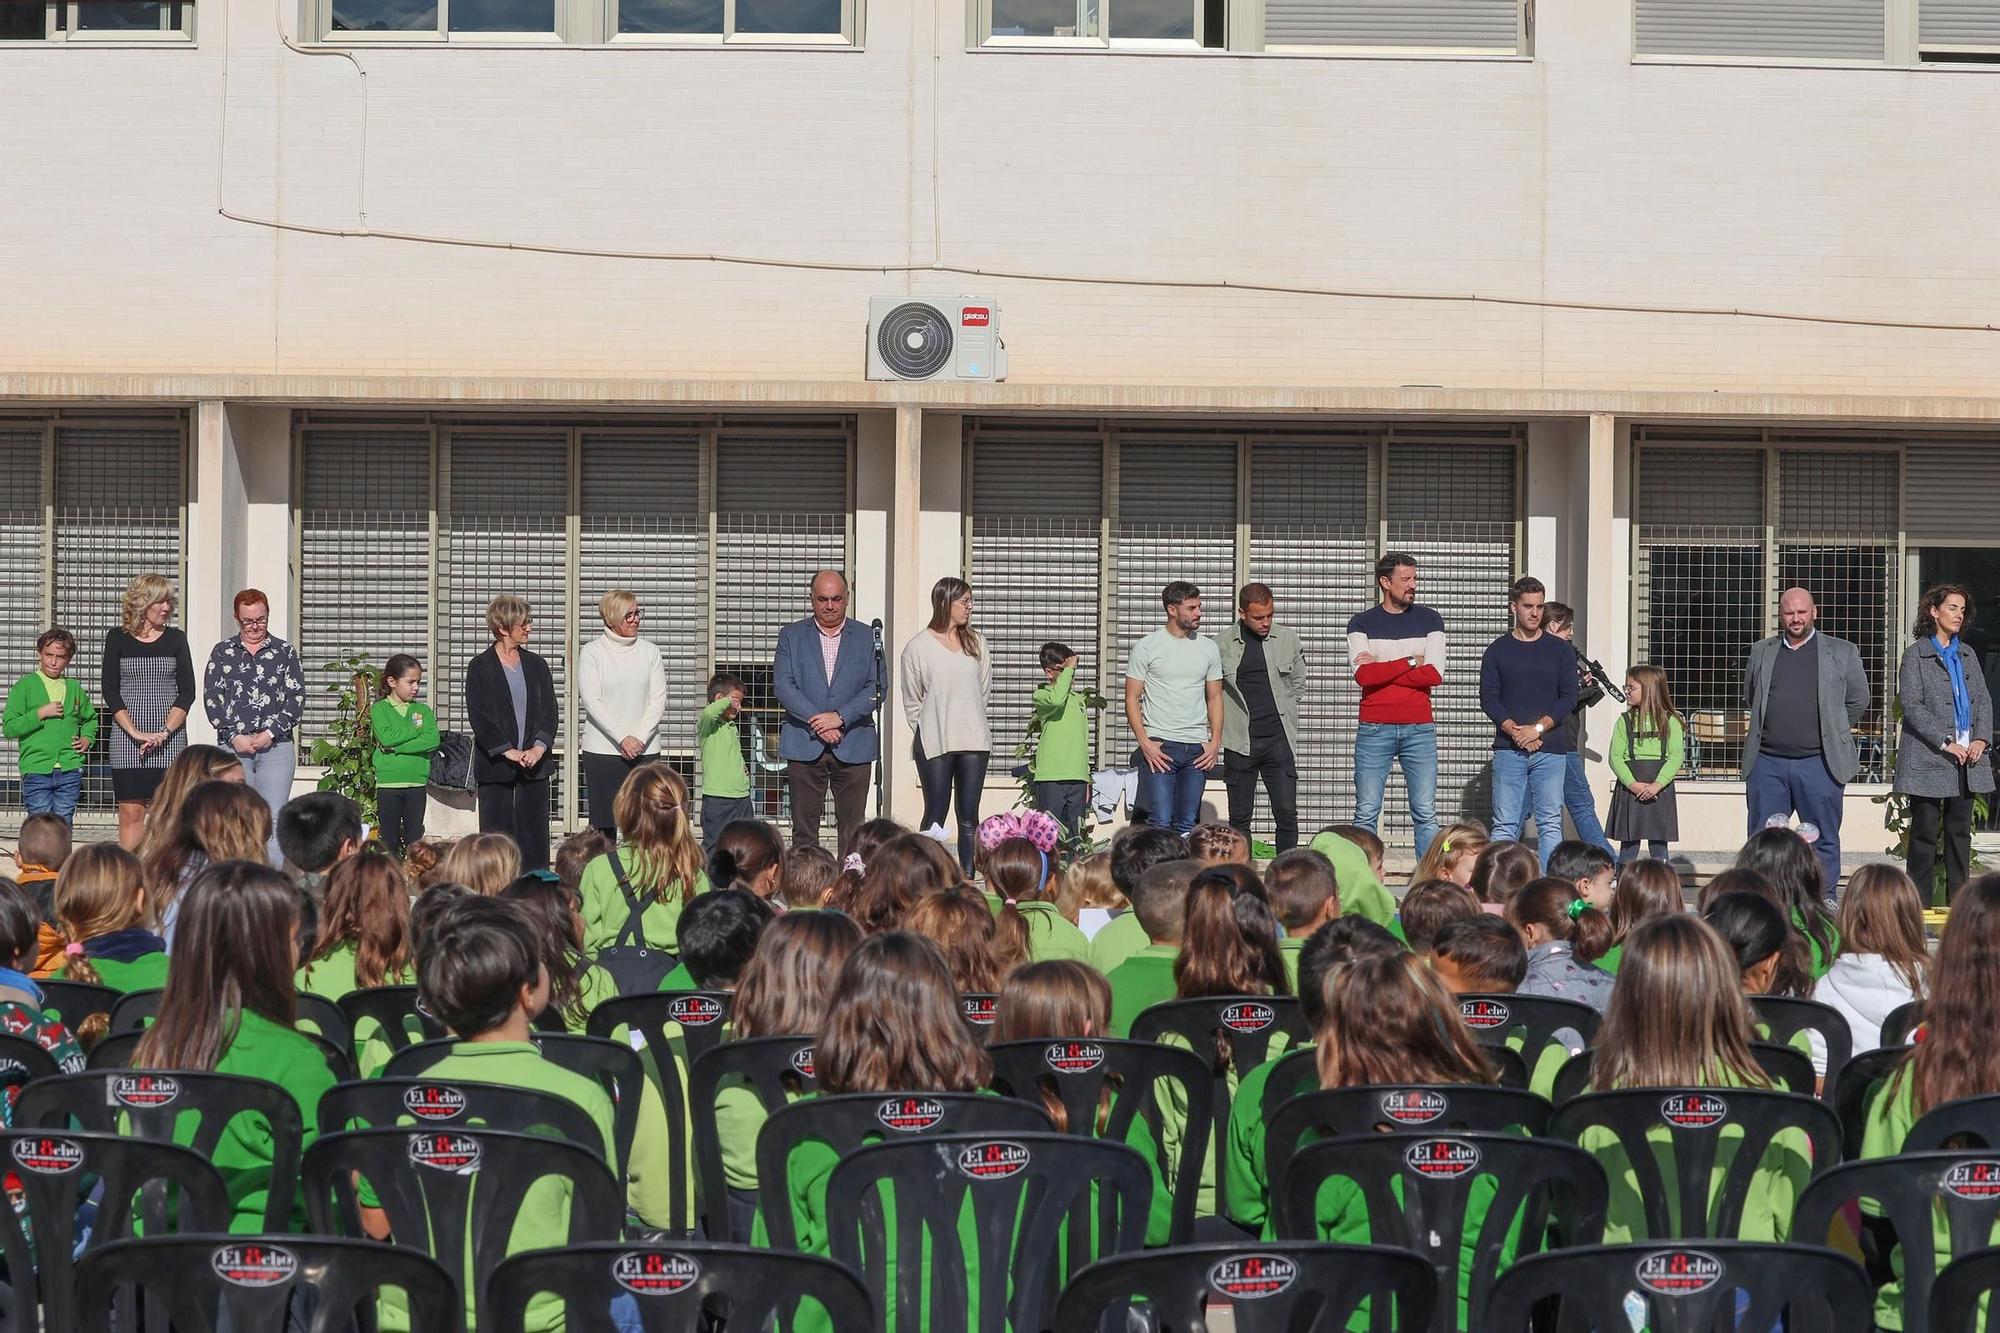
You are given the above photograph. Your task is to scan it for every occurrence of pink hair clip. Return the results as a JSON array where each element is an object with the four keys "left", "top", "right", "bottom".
[{"left": 64, "top": 942, "right": 83, "bottom": 957}]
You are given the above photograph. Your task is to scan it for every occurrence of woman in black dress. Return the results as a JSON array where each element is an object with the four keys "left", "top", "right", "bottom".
[
  {"left": 465, "top": 594, "right": 559, "bottom": 872},
  {"left": 103, "top": 572, "right": 196, "bottom": 851}
]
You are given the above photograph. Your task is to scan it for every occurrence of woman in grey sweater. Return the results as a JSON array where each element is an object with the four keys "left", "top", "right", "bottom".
[
  {"left": 899, "top": 577, "right": 992, "bottom": 874},
  {"left": 1894, "top": 583, "right": 1994, "bottom": 904}
]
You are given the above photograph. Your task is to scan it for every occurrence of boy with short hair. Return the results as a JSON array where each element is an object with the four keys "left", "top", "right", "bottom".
[
  {"left": 699, "top": 672, "right": 752, "bottom": 854},
  {"left": 660, "top": 888, "right": 774, "bottom": 992},
  {"left": 1106, "top": 858, "right": 1201, "bottom": 1037},
  {"left": 14, "top": 814, "right": 72, "bottom": 975},
  {"left": 778, "top": 845, "right": 838, "bottom": 910},
  {"left": 1265, "top": 848, "right": 1341, "bottom": 989},
  {"left": 1549, "top": 839, "right": 1616, "bottom": 912},
  {"left": 1430, "top": 915, "right": 1529, "bottom": 995},
  {"left": 1307, "top": 826, "right": 1398, "bottom": 926},
  {"left": 3, "top": 629, "right": 96, "bottom": 826},
  {"left": 1030, "top": 642, "right": 1090, "bottom": 839},
  {"left": 276, "top": 792, "right": 363, "bottom": 897},
  {"left": 1088, "top": 826, "right": 1188, "bottom": 974},
  {"left": 1399, "top": 880, "right": 1480, "bottom": 954}
]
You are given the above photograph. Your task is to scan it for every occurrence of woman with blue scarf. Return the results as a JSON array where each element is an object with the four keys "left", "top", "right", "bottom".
[{"left": 1894, "top": 584, "right": 1995, "bottom": 904}]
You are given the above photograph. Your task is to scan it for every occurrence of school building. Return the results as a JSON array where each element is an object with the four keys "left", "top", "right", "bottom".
[{"left": 5, "top": 0, "right": 1999, "bottom": 858}]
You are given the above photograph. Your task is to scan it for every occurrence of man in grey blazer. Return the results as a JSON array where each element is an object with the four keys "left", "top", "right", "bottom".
[
  {"left": 1742, "top": 586, "right": 1871, "bottom": 895},
  {"left": 773, "top": 570, "right": 884, "bottom": 858}
]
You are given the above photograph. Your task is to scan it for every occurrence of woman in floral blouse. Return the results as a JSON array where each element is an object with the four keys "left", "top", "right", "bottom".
[{"left": 201, "top": 588, "right": 304, "bottom": 867}]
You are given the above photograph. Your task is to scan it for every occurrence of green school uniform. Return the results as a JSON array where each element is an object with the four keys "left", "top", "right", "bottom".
[
  {"left": 206, "top": 1009, "right": 339, "bottom": 1233},
  {"left": 1222, "top": 1051, "right": 1296, "bottom": 1236},
  {"left": 1089, "top": 911, "right": 1151, "bottom": 975},
  {"left": 1030, "top": 664, "right": 1090, "bottom": 784},
  {"left": 1597, "top": 943, "right": 1624, "bottom": 975},
  {"left": 55, "top": 951, "right": 170, "bottom": 993},
  {"left": 656, "top": 962, "right": 697, "bottom": 991},
  {"left": 1107, "top": 945, "right": 1179, "bottom": 1038},
  {"left": 368, "top": 698, "right": 440, "bottom": 789},
  {"left": 698, "top": 698, "right": 750, "bottom": 800},
  {"left": 296, "top": 942, "right": 415, "bottom": 1077},
  {"left": 1308, "top": 832, "right": 1398, "bottom": 926},
  {"left": 1797, "top": 909, "right": 1841, "bottom": 979},
  {"left": 1018, "top": 901, "right": 1091, "bottom": 964},
  {"left": 576, "top": 851, "right": 709, "bottom": 956},
  {"left": 1857, "top": 1068, "right": 1948, "bottom": 1332},
  {"left": 572, "top": 961, "right": 618, "bottom": 1032},
  {"left": 2, "top": 672, "right": 97, "bottom": 774},
  {"left": 1608, "top": 713, "right": 1686, "bottom": 789},
  {"left": 1278, "top": 936, "right": 1306, "bottom": 992}
]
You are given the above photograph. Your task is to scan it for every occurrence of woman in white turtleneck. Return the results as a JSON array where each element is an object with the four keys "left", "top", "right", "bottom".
[{"left": 577, "top": 588, "right": 668, "bottom": 837}]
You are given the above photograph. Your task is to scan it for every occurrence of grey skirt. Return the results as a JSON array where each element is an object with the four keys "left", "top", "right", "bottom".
[{"left": 1607, "top": 756, "right": 1679, "bottom": 842}]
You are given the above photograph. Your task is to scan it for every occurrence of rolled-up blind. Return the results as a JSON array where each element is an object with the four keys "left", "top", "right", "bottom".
[
  {"left": 1636, "top": 0, "right": 1884, "bottom": 60},
  {"left": 1264, "top": 0, "right": 1520, "bottom": 50}
]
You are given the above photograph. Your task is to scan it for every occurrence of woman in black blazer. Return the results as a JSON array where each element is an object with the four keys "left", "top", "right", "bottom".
[{"left": 465, "top": 594, "right": 559, "bottom": 871}]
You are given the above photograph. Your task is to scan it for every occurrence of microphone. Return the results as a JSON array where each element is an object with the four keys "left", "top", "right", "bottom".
[{"left": 870, "top": 618, "right": 884, "bottom": 652}]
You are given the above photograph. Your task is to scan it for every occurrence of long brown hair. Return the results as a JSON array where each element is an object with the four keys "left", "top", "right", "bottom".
[
  {"left": 306, "top": 847, "right": 413, "bottom": 990},
  {"left": 612, "top": 763, "right": 706, "bottom": 907},
  {"left": 733, "top": 912, "right": 865, "bottom": 1040},
  {"left": 993, "top": 961, "right": 1115, "bottom": 1133},
  {"left": 136, "top": 862, "right": 301, "bottom": 1071},
  {"left": 1316, "top": 953, "right": 1496, "bottom": 1089},
  {"left": 1622, "top": 664, "right": 1681, "bottom": 748},
  {"left": 1470, "top": 840, "right": 1540, "bottom": 906},
  {"left": 1507, "top": 876, "right": 1616, "bottom": 966},
  {"left": 1174, "top": 867, "right": 1288, "bottom": 999},
  {"left": 1413, "top": 823, "right": 1489, "bottom": 885},
  {"left": 1835, "top": 864, "right": 1930, "bottom": 999},
  {"left": 143, "top": 780, "right": 272, "bottom": 925},
  {"left": 437, "top": 833, "right": 520, "bottom": 897},
  {"left": 1608, "top": 858, "right": 1683, "bottom": 951},
  {"left": 823, "top": 819, "right": 908, "bottom": 916},
  {"left": 981, "top": 837, "right": 1060, "bottom": 905},
  {"left": 851, "top": 834, "right": 963, "bottom": 935},
  {"left": 53, "top": 844, "right": 152, "bottom": 987},
  {"left": 816, "top": 932, "right": 991, "bottom": 1093},
  {"left": 926, "top": 576, "right": 981, "bottom": 659},
  {"left": 497, "top": 875, "right": 591, "bottom": 1030},
  {"left": 1591, "top": 914, "right": 1768, "bottom": 1092},
  {"left": 135, "top": 745, "right": 245, "bottom": 865},
  {"left": 1905, "top": 874, "right": 2000, "bottom": 1116},
  {"left": 904, "top": 885, "right": 1028, "bottom": 993}
]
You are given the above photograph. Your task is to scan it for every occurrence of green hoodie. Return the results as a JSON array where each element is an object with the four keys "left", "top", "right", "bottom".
[
  {"left": 369, "top": 698, "right": 440, "bottom": 789},
  {"left": 2, "top": 672, "right": 97, "bottom": 775},
  {"left": 1308, "top": 831, "right": 1398, "bottom": 926}
]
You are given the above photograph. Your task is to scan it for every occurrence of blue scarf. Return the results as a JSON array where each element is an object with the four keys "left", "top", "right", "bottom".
[
  {"left": 1938, "top": 634, "right": 1973, "bottom": 739},
  {"left": 0, "top": 969, "right": 42, "bottom": 1005}
]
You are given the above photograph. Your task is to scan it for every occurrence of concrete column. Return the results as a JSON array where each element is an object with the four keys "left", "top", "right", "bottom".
[
  {"left": 882, "top": 405, "right": 929, "bottom": 825},
  {"left": 1579, "top": 413, "right": 1627, "bottom": 805}
]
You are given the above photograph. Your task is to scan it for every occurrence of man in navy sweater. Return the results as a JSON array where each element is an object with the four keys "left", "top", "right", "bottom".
[{"left": 1479, "top": 576, "right": 1577, "bottom": 868}]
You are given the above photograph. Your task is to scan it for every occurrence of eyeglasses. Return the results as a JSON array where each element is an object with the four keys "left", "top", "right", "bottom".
[
  {"left": 237, "top": 616, "right": 269, "bottom": 629},
  {"left": 622, "top": 609, "right": 643, "bottom": 622}
]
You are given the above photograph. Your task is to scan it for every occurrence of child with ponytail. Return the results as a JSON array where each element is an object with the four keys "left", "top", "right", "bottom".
[
  {"left": 1504, "top": 876, "right": 1615, "bottom": 1013},
  {"left": 977, "top": 810, "right": 1089, "bottom": 964},
  {"left": 52, "top": 843, "right": 168, "bottom": 999},
  {"left": 1174, "top": 865, "right": 1288, "bottom": 1001},
  {"left": 369, "top": 654, "right": 439, "bottom": 859},
  {"left": 903, "top": 884, "right": 1028, "bottom": 992}
]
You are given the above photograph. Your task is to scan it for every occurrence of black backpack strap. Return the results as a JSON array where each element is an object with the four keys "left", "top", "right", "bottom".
[{"left": 605, "top": 849, "right": 650, "bottom": 950}]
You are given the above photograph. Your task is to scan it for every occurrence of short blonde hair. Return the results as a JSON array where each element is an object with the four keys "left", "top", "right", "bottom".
[
  {"left": 436, "top": 832, "right": 521, "bottom": 896},
  {"left": 485, "top": 595, "right": 532, "bottom": 641},
  {"left": 599, "top": 589, "right": 636, "bottom": 632},
  {"left": 121, "top": 573, "right": 176, "bottom": 637}
]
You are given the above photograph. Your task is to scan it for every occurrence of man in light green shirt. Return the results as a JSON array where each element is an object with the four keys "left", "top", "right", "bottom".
[
  {"left": 699, "top": 672, "right": 753, "bottom": 853},
  {"left": 1125, "top": 581, "right": 1224, "bottom": 837}
]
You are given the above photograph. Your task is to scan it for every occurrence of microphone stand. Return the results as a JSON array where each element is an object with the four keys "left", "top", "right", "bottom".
[{"left": 870, "top": 618, "right": 887, "bottom": 820}]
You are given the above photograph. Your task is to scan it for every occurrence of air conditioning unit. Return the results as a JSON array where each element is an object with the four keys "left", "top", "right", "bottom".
[{"left": 866, "top": 296, "right": 1008, "bottom": 382}]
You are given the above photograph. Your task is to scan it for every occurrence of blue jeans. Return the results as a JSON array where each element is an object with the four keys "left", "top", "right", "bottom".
[
  {"left": 21, "top": 770, "right": 81, "bottom": 823},
  {"left": 1353, "top": 722, "right": 1439, "bottom": 857},
  {"left": 1746, "top": 753, "right": 1845, "bottom": 898},
  {"left": 1490, "top": 748, "right": 1567, "bottom": 868},
  {"left": 1562, "top": 750, "right": 1613, "bottom": 856},
  {"left": 238, "top": 738, "right": 296, "bottom": 867},
  {"left": 1139, "top": 740, "right": 1208, "bottom": 836}
]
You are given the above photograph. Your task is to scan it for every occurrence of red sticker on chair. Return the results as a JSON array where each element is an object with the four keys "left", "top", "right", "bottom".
[
  {"left": 1207, "top": 1253, "right": 1298, "bottom": 1299},
  {"left": 961, "top": 996, "right": 997, "bottom": 1026},
  {"left": 613, "top": 1250, "right": 700, "bottom": 1296},
  {"left": 957, "top": 1140, "right": 1030, "bottom": 1180},
  {"left": 212, "top": 1243, "right": 298, "bottom": 1288},
  {"left": 1634, "top": 1248, "right": 1723, "bottom": 1296}
]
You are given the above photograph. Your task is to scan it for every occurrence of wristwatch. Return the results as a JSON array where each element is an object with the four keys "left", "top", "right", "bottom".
[
  {"left": 1532, "top": 722, "right": 1546, "bottom": 736},
  {"left": 1407, "top": 656, "right": 1418, "bottom": 668}
]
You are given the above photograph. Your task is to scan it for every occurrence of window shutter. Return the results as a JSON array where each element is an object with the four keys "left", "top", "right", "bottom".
[
  {"left": 1921, "top": 0, "right": 2000, "bottom": 50},
  {"left": 0, "top": 430, "right": 43, "bottom": 790},
  {"left": 1264, "top": 0, "right": 1519, "bottom": 50},
  {"left": 1901, "top": 440, "right": 1999, "bottom": 544},
  {"left": 1635, "top": 0, "right": 1884, "bottom": 60}
]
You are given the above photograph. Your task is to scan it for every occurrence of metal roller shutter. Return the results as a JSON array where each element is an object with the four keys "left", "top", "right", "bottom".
[
  {"left": 1921, "top": 0, "right": 2000, "bottom": 49},
  {"left": 1247, "top": 436, "right": 1373, "bottom": 841},
  {"left": 0, "top": 430, "right": 43, "bottom": 802},
  {"left": 1904, "top": 439, "right": 2000, "bottom": 543},
  {"left": 577, "top": 431, "right": 707, "bottom": 812},
  {"left": 1385, "top": 439, "right": 1518, "bottom": 834},
  {"left": 1264, "top": 0, "right": 1519, "bottom": 50},
  {"left": 967, "top": 425, "right": 1104, "bottom": 772},
  {"left": 297, "top": 430, "right": 433, "bottom": 747},
  {"left": 54, "top": 425, "right": 185, "bottom": 814},
  {"left": 1635, "top": 0, "right": 1884, "bottom": 60}
]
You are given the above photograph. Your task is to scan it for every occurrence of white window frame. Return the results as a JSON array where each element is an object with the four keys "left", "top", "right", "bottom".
[
  {"left": 308, "top": 0, "right": 857, "bottom": 43},
  {"left": 1633, "top": 0, "right": 2000, "bottom": 67},
  {"left": 606, "top": 0, "right": 858, "bottom": 48},
  {"left": 971, "top": 0, "right": 1530, "bottom": 56},
  {"left": 3, "top": 0, "right": 195, "bottom": 42}
]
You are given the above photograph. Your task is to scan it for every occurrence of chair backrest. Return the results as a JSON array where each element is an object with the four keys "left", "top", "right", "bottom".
[
  {"left": 0, "top": 1030, "right": 63, "bottom": 1099},
  {"left": 1833, "top": 1045, "right": 1910, "bottom": 1161},
  {"left": 106, "top": 988, "right": 161, "bottom": 1035},
  {"left": 14, "top": 1070, "right": 304, "bottom": 1233},
  {"left": 1054, "top": 1240, "right": 1439, "bottom": 1333},
  {"left": 0, "top": 1128, "right": 229, "bottom": 1333},
  {"left": 290, "top": 993, "right": 355, "bottom": 1056},
  {"left": 686, "top": 1034, "right": 818, "bottom": 1239},
  {"left": 586, "top": 991, "right": 734, "bottom": 1234},
  {"left": 960, "top": 992, "right": 999, "bottom": 1031},
  {"left": 1906, "top": 1094, "right": 2000, "bottom": 1153},
  {"left": 486, "top": 1241, "right": 873, "bottom": 1333},
  {"left": 384, "top": 1034, "right": 643, "bottom": 1177},
  {"left": 87, "top": 1027, "right": 357, "bottom": 1083},
  {"left": 1883, "top": 998, "right": 1926, "bottom": 1048},
  {"left": 73, "top": 1233, "right": 460, "bottom": 1333},
  {"left": 36, "top": 980, "right": 119, "bottom": 1032},
  {"left": 1551, "top": 1042, "right": 1817, "bottom": 1104},
  {"left": 590, "top": 990, "right": 734, "bottom": 1067},
  {"left": 335, "top": 984, "right": 446, "bottom": 1055},
  {"left": 317, "top": 1076, "right": 610, "bottom": 1165},
  {"left": 754, "top": 1091, "right": 1054, "bottom": 1253},
  {"left": 827, "top": 1131, "right": 1152, "bottom": 1333},
  {"left": 1273, "top": 1131, "right": 1608, "bottom": 1333},
  {"left": 988, "top": 1037, "right": 1214, "bottom": 1244},
  {"left": 1264, "top": 1084, "right": 1553, "bottom": 1202},
  {"left": 1751, "top": 994, "right": 1852, "bottom": 1088},
  {"left": 1550, "top": 1086, "right": 1839, "bottom": 1239},
  {"left": 1459, "top": 993, "right": 1601, "bottom": 1070},
  {"left": 1932, "top": 1244, "right": 2000, "bottom": 1332},
  {"left": 301, "top": 1126, "right": 622, "bottom": 1331},
  {"left": 1480, "top": 1241, "right": 1873, "bottom": 1331}
]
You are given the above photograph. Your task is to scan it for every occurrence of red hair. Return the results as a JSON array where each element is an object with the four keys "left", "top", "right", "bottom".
[{"left": 232, "top": 588, "right": 269, "bottom": 615}]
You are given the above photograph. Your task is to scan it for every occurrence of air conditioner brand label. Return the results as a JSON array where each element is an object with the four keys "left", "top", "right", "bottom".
[
  {"left": 1943, "top": 1161, "right": 2000, "bottom": 1201},
  {"left": 1403, "top": 1138, "right": 1481, "bottom": 1180},
  {"left": 1459, "top": 999, "right": 1511, "bottom": 1030},
  {"left": 12, "top": 1137, "right": 82, "bottom": 1175},
  {"left": 668, "top": 996, "right": 724, "bottom": 1027},
  {"left": 1380, "top": 1089, "right": 1450, "bottom": 1125},
  {"left": 1221, "top": 1002, "right": 1275, "bottom": 1034},
  {"left": 1206, "top": 1253, "right": 1298, "bottom": 1300},
  {"left": 1660, "top": 1093, "right": 1728, "bottom": 1129},
  {"left": 1045, "top": 1042, "right": 1105, "bottom": 1074},
  {"left": 878, "top": 1096, "right": 945, "bottom": 1132},
  {"left": 408, "top": 1132, "right": 481, "bottom": 1173},
  {"left": 111, "top": 1073, "right": 180, "bottom": 1109},
  {"left": 960, "top": 307, "right": 991, "bottom": 328},
  {"left": 790, "top": 1046, "right": 816, "bottom": 1079},
  {"left": 961, "top": 996, "right": 996, "bottom": 1026},
  {"left": 403, "top": 1084, "right": 468, "bottom": 1121},
  {"left": 612, "top": 1250, "right": 700, "bottom": 1296},
  {"left": 1635, "top": 1249, "right": 1723, "bottom": 1296},
  {"left": 957, "top": 1140, "right": 1030, "bottom": 1181},
  {"left": 212, "top": 1243, "right": 298, "bottom": 1288}
]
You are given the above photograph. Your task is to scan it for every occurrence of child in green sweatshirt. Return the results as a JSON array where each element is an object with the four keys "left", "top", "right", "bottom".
[
  {"left": 1030, "top": 642, "right": 1091, "bottom": 840},
  {"left": 368, "top": 655, "right": 439, "bottom": 860},
  {"left": 2, "top": 629, "right": 97, "bottom": 826},
  {"left": 698, "top": 672, "right": 753, "bottom": 855}
]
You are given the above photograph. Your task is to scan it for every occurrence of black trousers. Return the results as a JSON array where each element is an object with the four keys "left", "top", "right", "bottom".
[
  {"left": 916, "top": 744, "right": 989, "bottom": 874},
  {"left": 787, "top": 754, "right": 871, "bottom": 860},
  {"left": 1034, "top": 781, "right": 1088, "bottom": 840},
  {"left": 376, "top": 788, "right": 426, "bottom": 859},
  {"left": 478, "top": 776, "right": 552, "bottom": 871},
  {"left": 1909, "top": 776, "right": 1976, "bottom": 905},
  {"left": 580, "top": 749, "right": 653, "bottom": 836},
  {"left": 1225, "top": 734, "right": 1299, "bottom": 851}
]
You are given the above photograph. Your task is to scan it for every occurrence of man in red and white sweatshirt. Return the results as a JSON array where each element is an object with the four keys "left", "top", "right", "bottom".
[{"left": 1347, "top": 552, "right": 1446, "bottom": 856}]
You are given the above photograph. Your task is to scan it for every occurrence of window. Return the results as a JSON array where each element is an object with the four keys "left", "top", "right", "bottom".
[
  {"left": 315, "top": 0, "right": 853, "bottom": 41},
  {"left": 977, "top": 0, "right": 1527, "bottom": 52},
  {"left": 1637, "top": 0, "right": 2000, "bottom": 65},
  {"left": 0, "top": 0, "right": 193, "bottom": 39}
]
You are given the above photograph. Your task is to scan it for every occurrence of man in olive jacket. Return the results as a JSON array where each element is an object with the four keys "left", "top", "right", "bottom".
[{"left": 1216, "top": 582, "right": 1304, "bottom": 851}]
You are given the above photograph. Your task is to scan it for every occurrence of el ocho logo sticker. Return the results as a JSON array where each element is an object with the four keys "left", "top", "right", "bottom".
[
  {"left": 877, "top": 1096, "right": 945, "bottom": 1131},
  {"left": 789, "top": 1045, "right": 816, "bottom": 1079},
  {"left": 212, "top": 1242, "right": 298, "bottom": 1288},
  {"left": 407, "top": 1131, "right": 482, "bottom": 1173},
  {"left": 613, "top": 1250, "right": 700, "bottom": 1296},
  {"left": 1221, "top": 1002, "right": 1275, "bottom": 1034},
  {"left": 1379, "top": 1088, "right": 1450, "bottom": 1126},
  {"left": 1459, "top": 998, "right": 1511, "bottom": 1030},
  {"left": 1403, "top": 1138, "right": 1481, "bottom": 1180},
  {"left": 1659, "top": 1093, "right": 1729, "bottom": 1129},
  {"left": 1943, "top": 1161, "right": 2000, "bottom": 1201},
  {"left": 402, "top": 1084, "right": 469, "bottom": 1121},
  {"left": 956, "top": 1140, "right": 1030, "bottom": 1181},
  {"left": 960, "top": 996, "right": 997, "bottom": 1026},
  {"left": 1207, "top": 1253, "right": 1298, "bottom": 1299},
  {"left": 1044, "top": 1042, "right": 1106, "bottom": 1074},
  {"left": 111, "top": 1073, "right": 181, "bottom": 1110},
  {"left": 11, "top": 1137, "right": 82, "bottom": 1175},
  {"left": 668, "top": 995, "right": 724, "bottom": 1028},
  {"left": 1634, "top": 1248, "right": 1723, "bottom": 1296}
]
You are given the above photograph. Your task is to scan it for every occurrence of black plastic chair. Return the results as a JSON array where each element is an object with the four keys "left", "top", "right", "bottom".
[
  {"left": 317, "top": 1076, "right": 611, "bottom": 1165},
  {"left": 487, "top": 1241, "right": 874, "bottom": 1333},
  {"left": 87, "top": 1027, "right": 358, "bottom": 1083},
  {"left": 1055, "top": 1240, "right": 1439, "bottom": 1333},
  {"left": 1264, "top": 1084, "right": 1553, "bottom": 1204},
  {"left": 1273, "top": 1131, "right": 1608, "bottom": 1332},
  {"left": 754, "top": 1091, "right": 1054, "bottom": 1252},
  {"left": 106, "top": 988, "right": 354, "bottom": 1056},
  {"left": 1905, "top": 1093, "right": 2000, "bottom": 1153},
  {"left": 1459, "top": 993, "right": 1601, "bottom": 1073},
  {"left": 0, "top": 1030, "right": 63, "bottom": 1096},
  {"left": 1932, "top": 1244, "right": 2000, "bottom": 1331},
  {"left": 303, "top": 1126, "right": 622, "bottom": 1332},
  {"left": 686, "top": 1034, "right": 818, "bottom": 1240},
  {"left": 0, "top": 1128, "right": 230, "bottom": 1333},
  {"left": 106, "top": 988, "right": 160, "bottom": 1035},
  {"left": 335, "top": 984, "right": 445, "bottom": 1056},
  {"left": 1550, "top": 1041, "right": 1817, "bottom": 1104},
  {"left": 826, "top": 1131, "right": 1152, "bottom": 1333},
  {"left": 36, "top": 980, "right": 119, "bottom": 1032},
  {"left": 1752, "top": 994, "right": 1852, "bottom": 1089},
  {"left": 588, "top": 991, "right": 736, "bottom": 1235},
  {"left": 1884, "top": 998, "right": 1926, "bottom": 1048},
  {"left": 15, "top": 1069, "right": 304, "bottom": 1233},
  {"left": 384, "top": 1033, "right": 643, "bottom": 1178},
  {"left": 1835, "top": 1045, "right": 1910, "bottom": 1161},
  {"left": 1550, "top": 1086, "right": 1839, "bottom": 1240},
  {"left": 74, "top": 1233, "right": 461, "bottom": 1333},
  {"left": 590, "top": 989, "right": 734, "bottom": 1067},
  {"left": 1480, "top": 1241, "right": 1873, "bottom": 1331},
  {"left": 989, "top": 1036, "right": 1214, "bottom": 1245},
  {"left": 961, "top": 991, "right": 999, "bottom": 1030}
]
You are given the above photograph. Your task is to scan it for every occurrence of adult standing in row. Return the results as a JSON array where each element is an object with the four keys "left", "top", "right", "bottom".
[
  {"left": 1125, "top": 580, "right": 1222, "bottom": 837},
  {"left": 466, "top": 594, "right": 558, "bottom": 872},
  {"left": 900, "top": 576, "right": 991, "bottom": 875},
  {"left": 1894, "top": 583, "right": 1993, "bottom": 903},
  {"left": 1545, "top": 601, "right": 1614, "bottom": 856},
  {"left": 1480, "top": 576, "right": 1575, "bottom": 867},
  {"left": 1347, "top": 552, "right": 1444, "bottom": 858},
  {"left": 1218, "top": 582, "right": 1303, "bottom": 852},
  {"left": 202, "top": 588, "right": 304, "bottom": 867},
  {"left": 1743, "top": 586, "right": 1869, "bottom": 896},
  {"left": 775, "top": 570, "right": 881, "bottom": 859},
  {"left": 577, "top": 588, "right": 667, "bottom": 840},
  {"left": 103, "top": 573, "right": 195, "bottom": 851}
]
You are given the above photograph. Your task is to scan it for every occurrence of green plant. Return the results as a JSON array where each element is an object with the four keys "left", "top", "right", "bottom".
[
  {"left": 309, "top": 651, "right": 379, "bottom": 825},
  {"left": 1010, "top": 683, "right": 1112, "bottom": 863}
]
